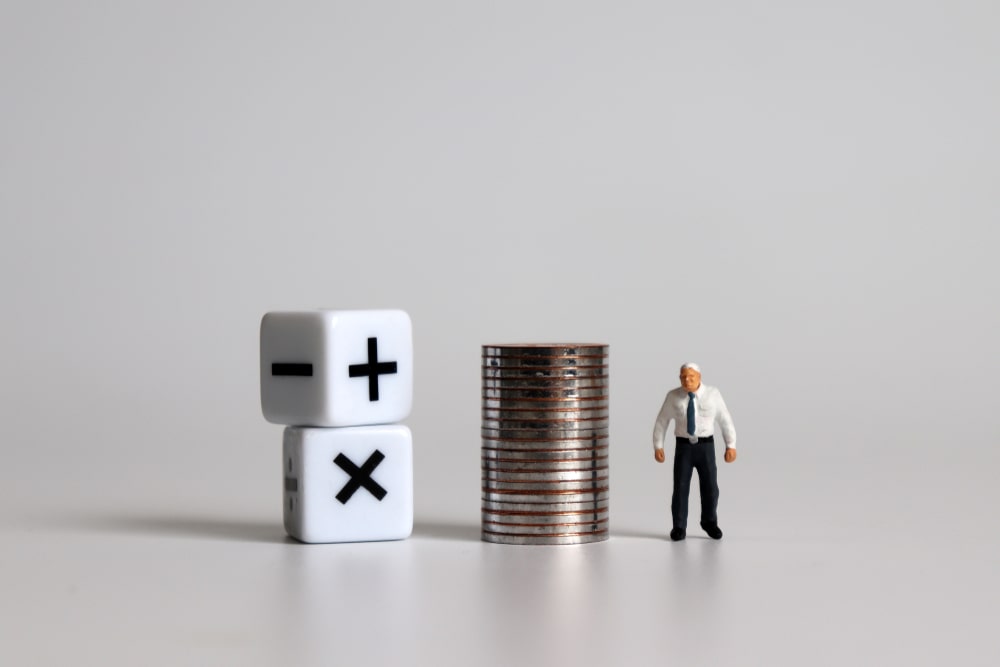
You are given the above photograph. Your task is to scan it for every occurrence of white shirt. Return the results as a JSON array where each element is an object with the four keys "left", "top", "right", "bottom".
[{"left": 652, "top": 383, "right": 736, "bottom": 451}]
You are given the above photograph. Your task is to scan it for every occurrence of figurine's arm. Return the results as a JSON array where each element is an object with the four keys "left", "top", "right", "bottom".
[
  {"left": 652, "top": 396, "right": 674, "bottom": 463},
  {"left": 716, "top": 390, "right": 738, "bottom": 463}
]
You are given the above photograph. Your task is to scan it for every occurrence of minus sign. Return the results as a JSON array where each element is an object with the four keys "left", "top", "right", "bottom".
[{"left": 272, "top": 363, "right": 313, "bottom": 376}]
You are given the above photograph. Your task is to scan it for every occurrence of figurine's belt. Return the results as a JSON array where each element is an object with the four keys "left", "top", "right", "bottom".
[{"left": 677, "top": 435, "right": 714, "bottom": 444}]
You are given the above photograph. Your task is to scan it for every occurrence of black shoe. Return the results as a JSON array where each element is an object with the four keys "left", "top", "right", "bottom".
[
  {"left": 670, "top": 528, "right": 686, "bottom": 541},
  {"left": 700, "top": 522, "right": 723, "bottom": 540}
]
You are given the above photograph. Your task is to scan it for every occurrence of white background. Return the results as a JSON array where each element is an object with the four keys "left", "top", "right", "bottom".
[{"left": 2, "top": 2, "right": 998, "bottom": 665}]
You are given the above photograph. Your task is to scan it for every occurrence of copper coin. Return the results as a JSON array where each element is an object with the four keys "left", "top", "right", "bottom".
[
  {"left": 481, "top": 427, "right": 609, "bottom": 441},
  {"left": 482, "top": 435, "right": 608, "bottom": 448},
  {"left": 482, "top": 378, "right": 609, "bottom": 391},
  {"left": 483, "top": 456, "right": 608, "bottom": 470},
  {"left": 482, "top": 356, "right": 607, "bottom": 369},
  {"left": 482, "top": 455, "right": 608, "bottom": 470},
  {"left": 481, "top": 418, "right": 610, "bottom": 431},
  {"left": 481, "top": 530, "right": 609, "bottom": 545},
  {"left": 483, "top": 366, "right": 609, "bottom": 380},
  {"left": 482, "top": 506, "right": 608, "bottom": 519},
  {"left": 482, "top": 405, "right": 609, "bottom": 419},
  {"left": 483, "top": 343, "right": 606, "bottom": 354},
  {"left": 483, "top": 386, "right": 608, "bottom": 399},
  {"left": 483, "top": 468, "right": 609, "bottom": 482},
  {"left": 482, "top": 517, "right": 609, "bottom": 535},
  {"left": 481, "top": 497, "right": 610, "bottom": 512},
  {"left": 482, "top": 448, "right": 608, "bottom": 459},
  {"left": 482, "top": 489, "right": 610, "bottom": 503},
  {"left": 482, "top": 398, "right": 609, "bottom": 411}
]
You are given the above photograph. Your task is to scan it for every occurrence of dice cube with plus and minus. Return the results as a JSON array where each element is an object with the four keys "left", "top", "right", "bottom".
[
  {"left": 260, "top": 310, "right": 412, "bottom": 427},
  {"left": 260, "top": 309, "right": 414, "bottom": 544}
]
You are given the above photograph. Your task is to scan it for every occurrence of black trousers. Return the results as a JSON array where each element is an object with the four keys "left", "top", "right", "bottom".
[{"left": 671, "top": 436, "right": 719, "bottom": 529}]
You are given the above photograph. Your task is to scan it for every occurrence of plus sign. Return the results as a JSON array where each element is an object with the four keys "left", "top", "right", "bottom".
[{"left": 348, "top": 337, "right": 398, "bottom": 401}]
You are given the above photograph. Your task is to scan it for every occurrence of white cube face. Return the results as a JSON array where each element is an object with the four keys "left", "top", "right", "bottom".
[
  {"left": 261, "top": 310, "right": 413, "bottom": 427},
  {"left": 283, "top": 425, "right": 413, "bottom": 544}
]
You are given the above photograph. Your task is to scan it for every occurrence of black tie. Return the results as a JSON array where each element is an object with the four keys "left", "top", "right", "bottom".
[{"left": 687, "top": 392, "right": 696, "bottom": 436}]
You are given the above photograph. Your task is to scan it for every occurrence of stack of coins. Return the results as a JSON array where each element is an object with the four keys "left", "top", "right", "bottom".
[{"left": 482, "top": 344, "right": 610, "bottom": 545}]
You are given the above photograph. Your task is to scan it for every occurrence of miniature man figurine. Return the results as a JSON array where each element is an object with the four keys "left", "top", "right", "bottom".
[{"left": 652, "top": 363, "right": 737, "bottom": 541}]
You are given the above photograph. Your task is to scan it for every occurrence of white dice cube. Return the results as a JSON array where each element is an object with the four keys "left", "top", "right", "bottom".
[
  {"left": 260, "top": 309, "right": 413, "bottom": 427},
  {"left": 283, "top": 424, "right": 413, "bottom": 543}
]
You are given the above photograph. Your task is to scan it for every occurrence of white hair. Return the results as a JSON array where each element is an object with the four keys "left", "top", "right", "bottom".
[{"left": 680, "top": 362, "right": 701, "bottom": 373}]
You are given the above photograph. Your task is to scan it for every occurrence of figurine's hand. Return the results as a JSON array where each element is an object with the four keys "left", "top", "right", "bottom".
[
  {"left": 654, "top": 449, "right": 665, "bottom": 463},
  {"left": 724, "top": 448, "right": 737, "bottom": 463}
]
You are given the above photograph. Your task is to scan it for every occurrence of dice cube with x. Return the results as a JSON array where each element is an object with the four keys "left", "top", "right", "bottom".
[{"left": 283, "top": 425, "right": 413, "bottom": 543}]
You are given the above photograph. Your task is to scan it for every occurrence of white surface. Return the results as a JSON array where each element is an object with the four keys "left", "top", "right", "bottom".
[
  {"left": 2, "top": 1, "right": 999, "bottom": 665},
  {"left": 261, "top": 310, "right": 413, "bottom": 426},
  {"left": 283, "top": 425, "right": 413, "bottom": 543}
]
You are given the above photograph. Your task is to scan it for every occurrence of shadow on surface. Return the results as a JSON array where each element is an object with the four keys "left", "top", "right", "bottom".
[
  {"left": 413, "top": 520, "right": 480, "bottom": 542},
  {"left": 612, "top": 528, "right": 669, "bottom": 541},
  {"left": 611, "top": 528, "right": 712, "bottom": 541},
  {"left": 52, "top": 514, "right": 290, "bottom": 544}
]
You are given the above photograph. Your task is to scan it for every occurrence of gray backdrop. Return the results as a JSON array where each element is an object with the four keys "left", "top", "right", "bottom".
[{"left": 2, "top": 2, "right": 998, "bottom": 665}]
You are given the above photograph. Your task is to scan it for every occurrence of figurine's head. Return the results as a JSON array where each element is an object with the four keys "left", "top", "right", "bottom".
[{"left": 679, "top": 363, "right": 702, "bottom": 393}]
